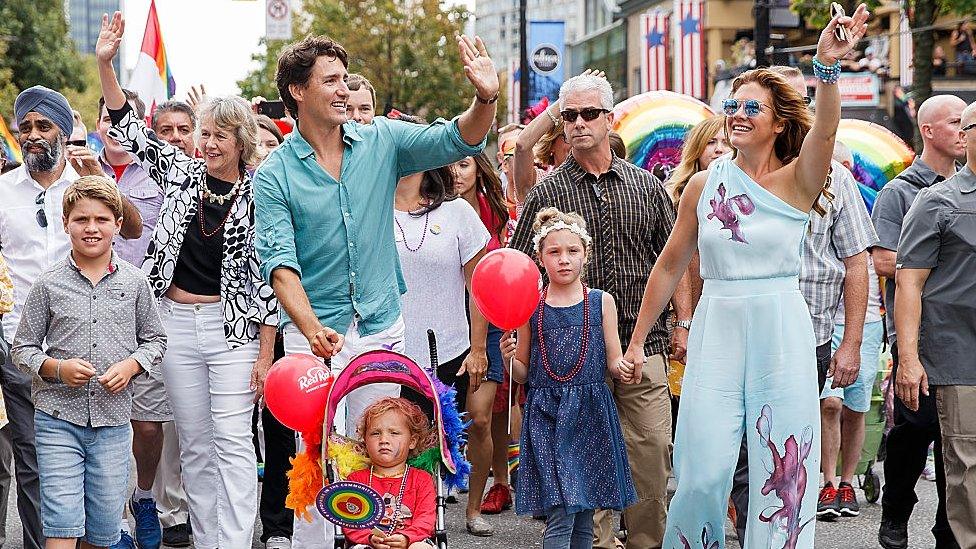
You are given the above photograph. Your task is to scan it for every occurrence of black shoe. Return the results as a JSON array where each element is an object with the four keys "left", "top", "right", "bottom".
[
  {"left": 837, "top": 482, "right": 860, "bottom": 517},
  {"left": 162, "top": 522, "right": 191, "bottom": 548},
  {"left": 816, "top": 483, "right": 840, "bottom": 520},
  {"left": 878, "top": 517, "right": 909, "bottom": 549}
]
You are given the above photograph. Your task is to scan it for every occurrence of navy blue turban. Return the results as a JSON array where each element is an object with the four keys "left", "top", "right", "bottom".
[{"left": 14, "top": 85, "right": 74, "bottom": 137}]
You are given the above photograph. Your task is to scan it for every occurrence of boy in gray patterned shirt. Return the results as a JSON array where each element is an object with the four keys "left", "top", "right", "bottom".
[{"left": 12, "top": 175, "right": 166, "bottom": 548}]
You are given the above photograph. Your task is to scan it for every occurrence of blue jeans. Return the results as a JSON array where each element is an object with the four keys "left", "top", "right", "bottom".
[
  {"left": 34, "top": 410, "right": 131, "bottom": 545},
  {"left": 543, "top": 507, "right": 594, "bottom": 549}
]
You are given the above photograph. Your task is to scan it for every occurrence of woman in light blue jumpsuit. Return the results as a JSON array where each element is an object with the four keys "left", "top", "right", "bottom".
[{"left": 625, "top": 8, "right": 870, "bottom": 548}]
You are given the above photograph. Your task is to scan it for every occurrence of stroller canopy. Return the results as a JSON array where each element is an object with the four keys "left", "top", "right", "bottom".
[{"left": 322, "top": 350, "right": 458, "bottom": 474}]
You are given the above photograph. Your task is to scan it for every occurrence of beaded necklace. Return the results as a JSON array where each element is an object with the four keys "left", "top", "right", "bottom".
[
  {"left": 197, "top": 187, "right": 239, "bottom": 239},
  {"left": 536, "top": 284, "right": 589, "bottom": 382},
  {"left": 367, "top": 465, "right": 411, "bottom": 534},
  {"left": 394, "top": 211, "right": 430, "bottom": 252}
]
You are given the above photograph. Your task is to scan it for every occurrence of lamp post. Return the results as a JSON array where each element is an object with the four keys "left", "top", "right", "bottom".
[
  {"left": 519, "top": 0, "right": 529, "bottom": 118},
  {"left": 754, "top": 0, "right": 771, "bottom": 68}
]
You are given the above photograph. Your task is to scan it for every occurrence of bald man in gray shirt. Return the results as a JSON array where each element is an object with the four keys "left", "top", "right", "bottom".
[{"left": 871, "top": 94, "right": 966, "bottom": 549}]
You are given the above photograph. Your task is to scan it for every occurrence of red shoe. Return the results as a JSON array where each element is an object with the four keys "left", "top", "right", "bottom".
[{"left": 480, "top": 483, "right": 513, "bottom": 514}]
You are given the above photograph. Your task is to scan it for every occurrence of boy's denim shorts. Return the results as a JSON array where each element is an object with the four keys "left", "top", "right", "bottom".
[{"left": 34, "top": 410, "right": 131, "bottom": 545}]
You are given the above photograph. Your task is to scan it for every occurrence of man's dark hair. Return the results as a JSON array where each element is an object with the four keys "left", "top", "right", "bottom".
[
  {"left": 276, "top": 35, "right": 349, "bottom": 119},
  {"left": 347, "top": 73, "right": 376, "bottom": 106},
  {"left": 151, "top": 100, "right": 197, "bottom": 132},
  {"left": 98, "top": 88, "right": 146, "bottom": 120}
]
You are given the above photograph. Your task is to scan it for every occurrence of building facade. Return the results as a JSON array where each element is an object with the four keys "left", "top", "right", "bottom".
[
  {"left": 475, "top": 0, "right": 584, "bottom": 72},
  {"left": 66, "top": 0, "right": 123, "bottom": 73}
]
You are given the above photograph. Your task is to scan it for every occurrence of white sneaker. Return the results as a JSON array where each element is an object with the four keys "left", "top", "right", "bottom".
[{"left": 266, "top": 536, "right": 292, "bottom": 549}]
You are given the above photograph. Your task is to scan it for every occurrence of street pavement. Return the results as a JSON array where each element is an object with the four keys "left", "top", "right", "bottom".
[{"left": 0, "top": 461, "right": 944, "bottom": 548}]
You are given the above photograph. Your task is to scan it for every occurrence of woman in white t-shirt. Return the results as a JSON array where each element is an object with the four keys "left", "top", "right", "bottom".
[{"left": 394, "top": 162, "right": 489, "bottom": 377}]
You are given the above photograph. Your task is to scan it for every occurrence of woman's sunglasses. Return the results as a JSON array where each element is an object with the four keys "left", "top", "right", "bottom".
[
  {"left": 723, "top": 98, "right": 768, "bottom": 118},
  {"left": 560, "top": 108, "right": 609, "bottom": 122}
]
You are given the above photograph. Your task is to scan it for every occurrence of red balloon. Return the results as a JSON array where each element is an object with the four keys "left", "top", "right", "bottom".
[
  {"left": 264, "top": 353, "right": 334, "bottom": 434},
  {"left": 471, "top": 249, "right": 542, "bottom": 330}
]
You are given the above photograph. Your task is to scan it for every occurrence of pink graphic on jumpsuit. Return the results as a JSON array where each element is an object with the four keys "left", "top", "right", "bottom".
[
  {"left": 757, "top": 404, "right": 814, "bottom": 549},
  {"left": 707, "top": 182, "right": 755, "bottom": 243},
  {"left": 676, "top": 522, "right": 720, "bottom": 549}
]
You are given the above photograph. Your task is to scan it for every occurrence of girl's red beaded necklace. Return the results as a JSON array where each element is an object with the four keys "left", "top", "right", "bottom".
[{"left": 536, "top": 284, "right": 589, "bottom": 382}]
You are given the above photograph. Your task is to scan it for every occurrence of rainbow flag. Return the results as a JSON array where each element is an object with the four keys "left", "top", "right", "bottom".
[
  {"left": 0, "top": 116, "right": 22, "bottom": 164},
  {"left": 128, "top": 0, "right": 175, "bottom": 115}
]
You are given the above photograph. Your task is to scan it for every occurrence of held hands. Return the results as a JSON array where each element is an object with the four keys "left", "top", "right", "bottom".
[
  {"left": 98, "top": 359, "right": 142, "bottom": 394},
  {"left": 59, "top": 358, "right": 97, "bottom": 387},
  {"left": 622, "top": 344, "right": 646, "bottom": 383},
  {"left": 816, "top": 3, "right": 869, "bottom": 65},
  {"left": 456, "top": 35, "right": 499, "bottom": 102},
  {"left": 95, "top": 11, "right": 125, "bottom": 64},
  {"left": 613, "top": 358, "right": 639, "bottom": 384},
  {"left": 895, "top": 354, "right": 929, "bottom": 412},
  {"left": 306, "top": 325, "right": 344, "bottom": 359}
]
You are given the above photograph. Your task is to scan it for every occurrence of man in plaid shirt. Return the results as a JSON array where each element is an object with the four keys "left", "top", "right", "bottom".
[{"left": 510, "top": 72, "right": 690, "bottom": 549}]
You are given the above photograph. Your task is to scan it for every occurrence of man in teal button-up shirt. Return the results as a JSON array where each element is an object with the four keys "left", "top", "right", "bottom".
[
  {"left": 254, "top": 32, "right": 496, "bottom": 349},
  {"left": 254, "top": 33, "right": 497, "bottom": 545}
]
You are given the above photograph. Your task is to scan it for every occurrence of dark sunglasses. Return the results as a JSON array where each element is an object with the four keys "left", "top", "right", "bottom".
[
  {"left": 723, "top": 98, "right": 769, "bottom": 118},
  {"left": 560, "top": 108, "right": 609, "bottom": 122},
  {"left": 66, "top": 139, "right": 87, "bottom": 147},
  {"left": 35, "top": 191, "right": 47, "bottom": 228}
]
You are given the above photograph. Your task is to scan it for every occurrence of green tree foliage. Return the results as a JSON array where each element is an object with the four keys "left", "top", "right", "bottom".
[
  {"left": 0, "top": 0, "right": 85, "bottom": 121},
  {"left": 237, "top": 0, "right": 473, "bottom": 120},
  {"left": 61, "top": 55, "right": 107, "bottom": 133}
]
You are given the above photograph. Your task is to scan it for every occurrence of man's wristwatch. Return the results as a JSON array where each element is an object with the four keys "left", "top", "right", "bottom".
[{"left": 674, "top": 320, "right": 692, "bottom": 331}]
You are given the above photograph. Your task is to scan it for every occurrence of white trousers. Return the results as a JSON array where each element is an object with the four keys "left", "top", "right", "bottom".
[
  {"left": 159, "top": 299, "right": 259, "bottom": 549},
  {"left": 286, "top": 316, "right": 404, "bottom": 549}
]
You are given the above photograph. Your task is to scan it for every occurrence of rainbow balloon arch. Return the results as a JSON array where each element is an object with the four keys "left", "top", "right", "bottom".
[
  {"left": 836, "top": 119, "right": 915, "bottom": 213},
  {"left": 611, "top": 90, "right": 716, "bottom": 177}
]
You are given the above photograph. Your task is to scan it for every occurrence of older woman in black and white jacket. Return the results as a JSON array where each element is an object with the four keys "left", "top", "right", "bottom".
[{"left": 97, "top": 13, "right": 277, "bottom": 548}]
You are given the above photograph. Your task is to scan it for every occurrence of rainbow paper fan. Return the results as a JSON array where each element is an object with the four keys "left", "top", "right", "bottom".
[
  {"left": 611, "top": 90, "right": 716, "bottom": 174},
  {"left": 836, "top": 119, "right": 915, "bottom": 212}
]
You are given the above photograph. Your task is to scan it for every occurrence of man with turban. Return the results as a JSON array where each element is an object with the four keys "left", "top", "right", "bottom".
[{"left": 0, "top": 85, "right": 142, "bottom": 549}]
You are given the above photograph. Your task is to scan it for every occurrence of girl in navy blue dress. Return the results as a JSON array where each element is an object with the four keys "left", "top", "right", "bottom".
[{"left": 501, "top": 207, "right": 638, "bottom": 549}]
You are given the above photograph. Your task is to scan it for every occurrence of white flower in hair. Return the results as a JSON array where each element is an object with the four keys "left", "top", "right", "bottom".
[{"left": 532, "top": 221, "right": 593, "bottom": 251}]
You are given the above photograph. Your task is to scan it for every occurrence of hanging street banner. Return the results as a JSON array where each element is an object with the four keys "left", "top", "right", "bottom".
[{"left": 527, "top": 21, "right": 566, "bottom": 106}]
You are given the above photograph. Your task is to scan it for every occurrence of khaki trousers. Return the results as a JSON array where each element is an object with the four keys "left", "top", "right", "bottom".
[
  {"left": 594, "top": 353, "right": 672, "bottom": 549},
  {"left": 936, "top": 385, "right": 976, "bottom": 548}
]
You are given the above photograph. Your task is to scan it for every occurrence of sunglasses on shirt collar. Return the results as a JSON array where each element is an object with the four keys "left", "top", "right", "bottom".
[
  {"left": 35, "top": 191, "right": 47, "bottom": 228},
  {"left": 560, "top": 108, "right": 609, "bottom": 122}
]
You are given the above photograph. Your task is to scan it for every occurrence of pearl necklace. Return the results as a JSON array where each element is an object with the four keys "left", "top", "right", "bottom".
[
  {"left": 201, "top": 177, "right": 242, "bottom": 205},
  {"left": 536, "top": 285, "right": 590, "bottom": 382}
]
